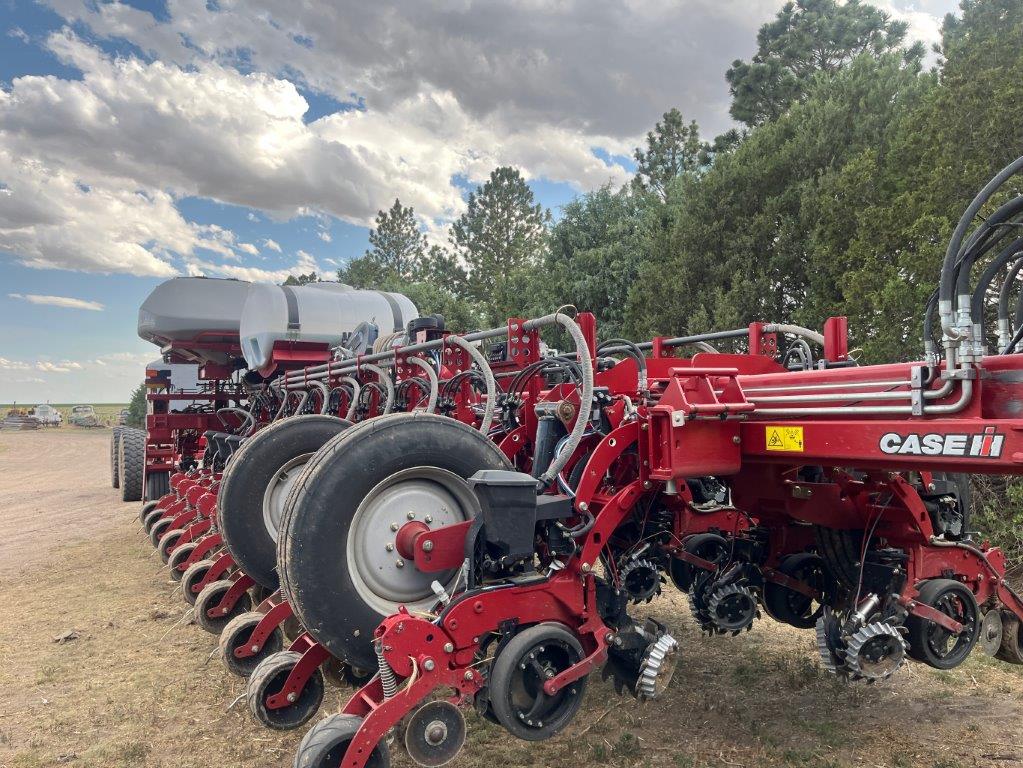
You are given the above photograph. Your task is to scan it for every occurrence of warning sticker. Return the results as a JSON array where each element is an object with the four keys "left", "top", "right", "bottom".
[{"left": 765, "top": 426, "right": 804, "bottom": 452}]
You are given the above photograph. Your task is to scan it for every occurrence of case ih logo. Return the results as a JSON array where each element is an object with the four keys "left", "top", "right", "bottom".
[{"left": 879, "top": 427, "right": 1003, "bottom": 458}]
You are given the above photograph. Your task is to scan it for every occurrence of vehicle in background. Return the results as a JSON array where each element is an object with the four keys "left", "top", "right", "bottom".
[
  {"left": 31, "top": 404, "right": 62, "bottom": 427},
  {"left": 68, "top": 404, "right": 101, "bottom": 428},
  {"left": 117, "top": 408, "right": 130, "bottom": 426}
]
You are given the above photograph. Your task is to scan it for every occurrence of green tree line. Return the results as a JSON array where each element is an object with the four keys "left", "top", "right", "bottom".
[{"left": 324, "top": 0, "right": 1023, "bottom": 558}]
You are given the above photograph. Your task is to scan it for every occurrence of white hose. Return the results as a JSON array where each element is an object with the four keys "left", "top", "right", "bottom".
[
  {"left": 446, "top": 335, "right": 497, "bottom": 435},
  {"left": 408, "top": 357, "right": 439, "bottom": 414},
  {"left": 360, "top": 363, "right": 394, "bottom": 415}
]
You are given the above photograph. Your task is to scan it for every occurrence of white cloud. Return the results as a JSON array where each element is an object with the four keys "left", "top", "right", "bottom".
[
  {"left": 34, "top": 360, "right": 83, "bottom": 373},
  {"left": 238, "top": 242, "right": 260, "bottom": 256},
  {"left": 8, "top": 292, "right": 104, "bottom": 311},
  {"left": 317, "top": 231, "right": 332, "bottom": 243},
  {"left": 0, "top": 356, "right": 31, "bottom": 371},
  {"left": 263, "top": 238, "right": 283, "bottom": 252}
]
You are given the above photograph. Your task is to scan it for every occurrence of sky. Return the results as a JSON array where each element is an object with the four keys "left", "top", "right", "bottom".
[{"left": 0, "top": 0, "right": 958, "bottom": 403}]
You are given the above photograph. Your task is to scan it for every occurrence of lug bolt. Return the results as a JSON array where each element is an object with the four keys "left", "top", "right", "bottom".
[
  {"left": 395, "top": 559, "right": 405, "bottom": 568},
  {"left": 425, "top": 515, "right": 433, "bottom": 524},
  {"left": 385, "top": 543, "right": 394, "bottom": 552},
  {"left": 407, "top": 512, "right": 416, "bottom": 520},
  {"left": 390, "top": 523, "right": 399, "bottom": 532}
]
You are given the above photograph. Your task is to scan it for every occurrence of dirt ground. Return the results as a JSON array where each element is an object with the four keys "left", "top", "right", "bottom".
[{"left": 1, "top": 430, "right": 1023, "bottom": 768}]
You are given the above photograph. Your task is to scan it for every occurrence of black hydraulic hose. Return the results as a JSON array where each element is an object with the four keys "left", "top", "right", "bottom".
[
  {"left": 596, "top": 338, "right": 647, "bottom": 388},
  {"left": 954, "top": 200, "right": 1023, "bottom": 299},
  {"left": 969, "top": 237, "right": 1023, "bottom": 322},
  {"left": 940, "top": 156, "right": 1023, "bottom": 334},
  {"left": 999, "top": 255, "right": 1023, "bottom": 324}
]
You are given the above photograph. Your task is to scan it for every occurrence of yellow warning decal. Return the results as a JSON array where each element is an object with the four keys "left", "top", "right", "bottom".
[{"left": 765, "top": 426, "right": 804, "bottom": 452}]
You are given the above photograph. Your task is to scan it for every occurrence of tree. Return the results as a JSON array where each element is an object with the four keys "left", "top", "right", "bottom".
[
  {"left": 126, "top": 382, "right": 146, "bottom": 428},
  {"left": 725, "top": 0, "right": 917, "bottom": 126},
  {"left": 632, "top": 109, "right": 707, "bottom": 200},
  {"left": 449, "top": 167, "right": 550, "bottom": 325},
  {"left": 283, "top": 272, "right": 318, "bottom": 285}
]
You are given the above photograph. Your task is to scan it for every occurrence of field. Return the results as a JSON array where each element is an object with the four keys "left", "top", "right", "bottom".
[
  {"left": 0, "top": 404, "right": 129, "bottom": 428},
  {"left": 2, "top": 429, "right": 1023, "bottom": 768}
]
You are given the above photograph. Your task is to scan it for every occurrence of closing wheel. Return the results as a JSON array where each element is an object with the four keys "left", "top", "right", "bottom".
[
  {"left": 906, "top": 579, "right": 980, "bottom": 669},
  {"left": 762, "top": 553, "right": 835, "bottom": 629},
  {"left": 294, "top": 713, "right": 390, "bottom": 768},
  {"left": 167, "top": 541, "right": 196, "bottom": 581},
  {"left": 669, "top": 532, "right": 729, "bottom": 592},
  {"left": 488, "top": 622, "right": 588, "bottom": 742},
  {"left": 218, "top": 415, "right": 351, "bottom": 591},
  {"left": 405, "top": 700, "right": 466, "bottom": 767},
  {"left": 996, "top": 610, "right": 1023, "bottom": 664},
  {"left": 149, "top": 516, "right": 173, "bottom": 548},
  {"left": 194, "top": 579, "right": 253, "bottom": 634},
  {"left": 280, "top": 413, "right": 512, "bottom": 671},
  {"left": 139, "top": 499, "right": 159, "bottom": 524},
  {"left": 157, "top": 528, "right": 184, "bottom": 564},
  {"left": 980, "top": 609, "right": 1003, "bottom": 656},
  {"left": 180, "top": 559, "right": 214, "bottom": 605},
  {"left": 143, "top": 507, "right": 164, "bottom": 537},
  {"left": 219, "top": 611, "right": 284, "bottom": 677},
  {"left": 248, "top": 650, "right": 325, "bottom": 731}
]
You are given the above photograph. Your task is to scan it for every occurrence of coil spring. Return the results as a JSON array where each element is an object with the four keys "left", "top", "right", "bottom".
[{"left": 376, "top": 640, "right": 398, "bottom": 699}]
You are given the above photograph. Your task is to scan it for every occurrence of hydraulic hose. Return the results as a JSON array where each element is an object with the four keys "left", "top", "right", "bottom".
[
  {"left": 341, "top": 376, "right": 361, "bottom": 420},
  {"left": 939, "top": 156, "right": 1023, "bottom": 340},
  {"left": 360, "top": 363, "right": 394, "bottom": 415},
  {"left": 998, "top": 255, "right": 1023, "bottom": 350},
  {"left": 407, "top": 358, "right": 439, "bottom": 414},
  {"left": 446, "top": 334, "right": 496, "bottom": 435},
  {"left": 536, "top": 311, "right": 594, "bottom": 490},
  {"left": 597, "top": 338, "right": 647, "bottom": 390}
]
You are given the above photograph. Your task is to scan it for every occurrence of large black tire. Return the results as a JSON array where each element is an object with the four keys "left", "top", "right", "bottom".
[
  {"left": 218, "top": 415, "right": 351, "bottom": 591},
  {"left": 118, "top": 428, "right": 145, "bottom": 502},
  {"left": 146, "top": 470, "right": 170, "bottom": 502},
  {"left": 280, "top": 413, "right": 512, "bottom": 671},
  {"left": 111, "top": 426, "right": 125, "bottom": 488}
]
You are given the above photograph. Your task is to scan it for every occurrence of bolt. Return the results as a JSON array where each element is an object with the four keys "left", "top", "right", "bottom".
[
  {"left": 287, "top": 692, "right": 297, "bottom": 703},
  {"left": 581, "top": 562, "right": 592, "bottom": 573},
  {"left": 425, "top": 515, "right": 433, "bottom": 524},
  {"left": 251, "top": 644, "right": 259, "bottom": 653},
  {"left": 407, "top": 511, "right": 416, "bottom": 520},
  {"left": 390, "top": 522, "right": 399, "bottom": 532},
  {"left": 423, "top": 658, "right": 436, "bottom": 671},
  {"left": 444, "top": 642, "right": 454, "bottom": 653},
  {"left": 643, "top": 480, "right": 652, "bottom": 489},
  {"left": 464, "top": 670, "right": 474, "bottom": 680},
  {"left": 732, "top": 436, "right": 741, "bottom": 444},
  {"left": 385, "top": 543, "right": 394, "bottom": 552},
  {"left": 578, "top": 501, "right": 588, "bottom": 512},
  {"left": 423, "top": 540, "right": 434, "bottom": 552},
  {"left": 396, "top": 559, "right": 405, "bottom": 568}
]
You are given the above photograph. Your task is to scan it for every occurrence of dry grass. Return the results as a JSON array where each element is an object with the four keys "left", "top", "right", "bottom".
[{"left": 1, "top": 431, "right": 1023, "bottom": 768}]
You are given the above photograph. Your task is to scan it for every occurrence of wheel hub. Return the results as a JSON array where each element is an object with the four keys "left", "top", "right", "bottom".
[{"left": 262, "top": 454, "right": 311, "bottom": 542}]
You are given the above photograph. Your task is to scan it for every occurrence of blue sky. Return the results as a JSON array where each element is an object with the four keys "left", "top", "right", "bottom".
[{"left": 0, "top": 0, "right": 954, "bottom": 402}]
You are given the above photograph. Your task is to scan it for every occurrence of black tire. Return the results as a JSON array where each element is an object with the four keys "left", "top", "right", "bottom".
[
  {"left": 139, "top": 499, "right": 159, "bottom": 525},
  {"left": 219, "top": 415, "right": 351, "bottom": 591},
  {"left": 669, "top": 532, "right": 730, "bottom": 592},
  {"left": 168, "top": 541, "right": 196, "bottom": 581},
  {"left": 111, "top": 426, "right": 125, "bottom": 488},
  {"left": 146, "top": 470, "right": 170, "bottom": 502},
  {"left": 762, "top": 553, "right": 835, "bottom": 629},
  {"left": 489, "top": 622, "right": 588, "bottom": 741},
  {"left": 181, "top": 559, "right": 214, "bottom": 605},
  {"left": 813, "top": 526, "right": 862, "bottom": 589},
  {"left": 194, "top": 579, "right": 253, "bottom": 634},
  {"left": 119, "top": 428, "right": 145, "bottom": 502},
  {"left": 247, "top": 650, "right": 325, "bottom": 731},
  {"left": 219, "top": 611, "right": 285, "bottom": 677},
  {"left": 294, "top": 714, "right": 389, "bottom": 768},
  {"left": 142, "top": 506, "right": 164, "bottom": 535},
  {"left": 280, "top": 413, "right": 512, "bottom": 671},
  {"left": 149, "top": 516, "right": 173, "bottom": 548},
  {"left": 906, "top": 578, "right": 980, "bottom": 669},
  {"left": 157, "top": 528, "right": 184, "bottom": 564},
  {"left": 997, "top": 610, "right": 1023, "bottom": 664}
]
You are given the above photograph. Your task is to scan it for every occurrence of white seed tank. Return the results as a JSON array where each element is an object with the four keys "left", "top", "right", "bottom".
[{"left": 239, "top": 282, "right": 418, "bottom": 371}]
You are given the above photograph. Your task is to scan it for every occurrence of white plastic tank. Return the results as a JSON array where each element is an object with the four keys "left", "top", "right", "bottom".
[
  {"left": 239, "top": 282, "right": 418, "bottom": 371},
  {"left": 138, "top": 277, "right": 251, "bottom": 345}
]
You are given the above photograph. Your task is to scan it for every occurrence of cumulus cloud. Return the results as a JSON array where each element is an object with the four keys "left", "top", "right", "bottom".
[
  {"left": 34, "top": 360, "right": 83, "bottom": 373},
  {"left": 263, "top": 238, "right": 283, "bottom": 253},
  {"left": 8, "top": 292, "right": 104, "bottom": 311},
  {"left": 0, "top": 1, "right": 950, "bottom": 279}
]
